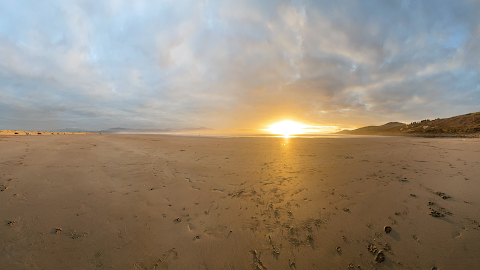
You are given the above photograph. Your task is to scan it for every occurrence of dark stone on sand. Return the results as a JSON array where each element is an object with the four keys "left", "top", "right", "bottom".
[
  {"left": 435, "top": 191, "right": 451, "bottom": 199},
  {"left": 428, "top": 201, "right": 435, "bottom": 206},
  {"left": 55, "top": 228, "right": 62, "bottom": 234},
  {"left": 409, "top": 194, "right": 417, "bottom": 197},
  {"left": 174, "top": 218, "right": 182, "bottom": 223},
  {"left": 336, "top": 247, "right": 341, "bottom": 252},
  {"left": 374, "top": 250, "right": 385, "bottom": 263},
  {"left": 384, "top": 226, "right": 392, "bottom": 233},
  {"left": 7, "top": 221, "right": 15, "bottom": 227},
  {"left": 429, "top": 208, "right": 445, "bottom": 217}
]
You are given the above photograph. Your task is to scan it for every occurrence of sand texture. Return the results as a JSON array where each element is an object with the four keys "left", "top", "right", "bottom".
[{"left": 1, "top": 134, "right": 480, "bottom": 269}]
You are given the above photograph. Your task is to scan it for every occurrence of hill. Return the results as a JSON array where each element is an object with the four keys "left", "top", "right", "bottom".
[
  {"left": 338, "top": 112, "right": 480, "bottom": 136},
  {"left": 337, "top": 122, "right": 405, "bottom": 135}
]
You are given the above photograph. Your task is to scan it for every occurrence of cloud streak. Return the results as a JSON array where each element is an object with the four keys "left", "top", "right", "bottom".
[{"left": 1, "top": 0, "right": 479, "bottom": 131}]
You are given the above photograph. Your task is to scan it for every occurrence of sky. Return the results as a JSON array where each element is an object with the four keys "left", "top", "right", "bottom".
[{"left": 1, "top": 0, "right": 480, "bottom": 132}]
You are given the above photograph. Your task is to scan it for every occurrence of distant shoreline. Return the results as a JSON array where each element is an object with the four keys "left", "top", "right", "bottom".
[
  {"left": 0, "top": 130, "right": 93, "bottom": 135},
  {"left": 2, "top": 130, "right": 479, "bottom": 139}
]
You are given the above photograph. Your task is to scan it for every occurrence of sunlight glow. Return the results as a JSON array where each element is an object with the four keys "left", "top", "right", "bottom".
[{"left": 268, "top": 121, "right": 307, "bottom": 136}]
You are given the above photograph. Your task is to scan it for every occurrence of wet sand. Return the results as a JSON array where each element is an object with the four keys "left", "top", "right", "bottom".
[{"left": 1, "top": 134, "right": 480, "bottom": 269}]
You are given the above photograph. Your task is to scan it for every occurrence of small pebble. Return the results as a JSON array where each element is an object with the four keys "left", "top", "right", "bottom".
[
  {"left": 429, "top": 209, "right": 445, "bottom": 217},
  {"left": 367, "top": 244, "right": 377, "bottom": 254},
  {"left": 374, "top": 250, "right": 385, "bottom": 263}
]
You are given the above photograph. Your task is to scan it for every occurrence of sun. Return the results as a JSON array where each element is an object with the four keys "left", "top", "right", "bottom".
[{"left": 268, "top": 121, "right": 306, "bottom": 137}]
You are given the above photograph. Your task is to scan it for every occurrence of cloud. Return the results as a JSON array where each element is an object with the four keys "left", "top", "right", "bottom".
[{"left": 0, "top": 0, "right": 479, "bottom": 131}]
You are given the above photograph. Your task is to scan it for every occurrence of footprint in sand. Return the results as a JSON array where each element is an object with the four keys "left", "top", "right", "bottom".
[
  {"left": 204, "top": 225, "right": 229, "bottom": 238},
  {"left": 451, "top": 231, "right": 462, "bottom": 238}
]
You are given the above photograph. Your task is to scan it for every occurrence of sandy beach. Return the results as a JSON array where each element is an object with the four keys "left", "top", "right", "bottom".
[{"left": 1, "top": 134, "right": 480, "bottom": 269}]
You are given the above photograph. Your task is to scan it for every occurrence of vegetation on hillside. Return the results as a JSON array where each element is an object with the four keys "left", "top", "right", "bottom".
[{"left": 338, "top": 112, "right": 480, "bottom": 135}]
